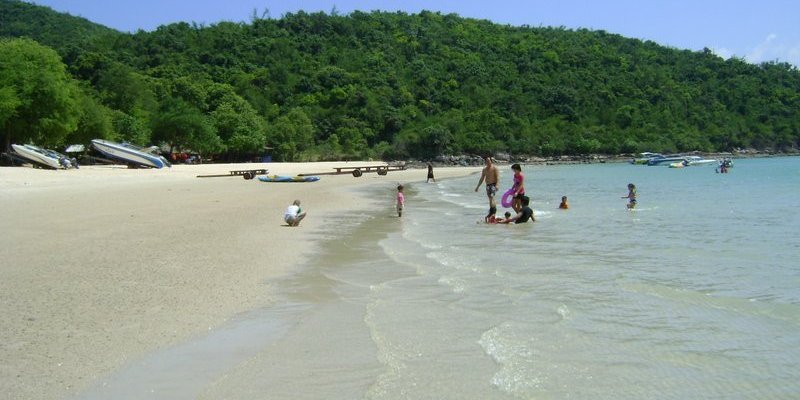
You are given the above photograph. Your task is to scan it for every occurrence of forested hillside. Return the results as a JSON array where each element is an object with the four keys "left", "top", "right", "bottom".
[{"left": 2, "top": 0, "right": 798, "bottom": 161}]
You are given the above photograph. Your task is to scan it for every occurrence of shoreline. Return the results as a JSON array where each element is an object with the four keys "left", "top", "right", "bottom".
[{"left": 0, "top": 162, "right": 480, "bottom": 399}]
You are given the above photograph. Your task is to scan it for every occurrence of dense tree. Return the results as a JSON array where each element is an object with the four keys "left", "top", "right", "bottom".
[
  {"left": 2, "top": 0, "right": 799, "bottom": 159},
  {"left": 0, "top": 37, "right": 80, "bottom": 149}
]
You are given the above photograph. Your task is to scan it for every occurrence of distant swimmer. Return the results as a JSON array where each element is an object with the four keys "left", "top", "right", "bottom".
[
  {"left": 559, "top": 196, "right": 569, "bottom": 209},
  {"left": 622, "top": 183, "right": 637, "bottom": 209},
  {"left": 475, "top": 156, "right": 500, "bottom": 223}
]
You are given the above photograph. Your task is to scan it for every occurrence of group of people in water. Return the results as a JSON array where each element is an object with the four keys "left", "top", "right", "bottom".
[
  {"left": 474, "top": 158, "right": 535, "bottom": 224},
  {"left": 288, "top": 157, "right": 638, "bottom": 226},
  {"left": 473, "top": 156, "right": 637, "bottom": 224}
]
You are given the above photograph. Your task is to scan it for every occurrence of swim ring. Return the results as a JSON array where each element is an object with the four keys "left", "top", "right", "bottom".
[{"left": 501, "top": 188, "right": 515, "bottom": 208}]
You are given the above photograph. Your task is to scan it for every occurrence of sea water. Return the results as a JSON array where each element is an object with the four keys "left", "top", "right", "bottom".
[{"left": 75, "top": 157, "right": 800, "bottom": 399}]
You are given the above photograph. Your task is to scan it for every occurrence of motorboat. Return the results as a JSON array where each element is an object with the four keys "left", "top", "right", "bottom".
[
  {"left": 667, "top": 156, "right": 718, "bottom": 168},
  {"left": 630, "top": 152, "right": 663, "bottom": 165},
  {"left": 11, "top": 144, "right": 75, "bottom": 169},
  {"left": 647, "top": 154, "right": 690, "bottom": 166},
  {"left": 683, "top": 156, "right": 717, "bottom": 166},
  {"left": 91, "top": 139, "right": 171, "bottom": 169},
  {"left": 668, "top": 156, "right": 718, "bottom": 168}
]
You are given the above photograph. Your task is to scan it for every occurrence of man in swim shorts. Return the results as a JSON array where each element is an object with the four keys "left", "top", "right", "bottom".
[{"left": 475, "top": 156, "right": 500, "bottom": 220}]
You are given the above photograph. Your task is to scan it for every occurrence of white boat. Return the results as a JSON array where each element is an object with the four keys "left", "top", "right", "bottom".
[
  {"left": 630, "top": 152, "right": 663, "bottom": 165},
  {"left": 647, "top": 154, "right": 687, "bottom": 166},
  {"left": 683, "top": 156, "right": 717, "bottom": 166},
  {"left": 668, "top": 156, "right": 718, "bottom": 168},
  {"left": 11, "top": 144, "right": 73, "bottom": 169},
  {"left": 91, "top": 139, "right": 171, "bottom": 169}
]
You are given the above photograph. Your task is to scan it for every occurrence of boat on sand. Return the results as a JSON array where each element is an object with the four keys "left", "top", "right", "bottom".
[
  {"left": 11, "top": 144, "right": 76, "bottom": 169},
  {"left": 91, "top": 139, "right": 171, "bottom": 169}
]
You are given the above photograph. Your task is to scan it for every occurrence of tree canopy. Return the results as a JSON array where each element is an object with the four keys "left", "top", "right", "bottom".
[{"left": 1, "top": 0, "right": 798, "bottom": 160}]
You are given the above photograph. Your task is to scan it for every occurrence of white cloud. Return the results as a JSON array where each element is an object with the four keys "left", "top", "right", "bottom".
[{"left": 745, "top": 33, "right": 799, "bottom": 66}]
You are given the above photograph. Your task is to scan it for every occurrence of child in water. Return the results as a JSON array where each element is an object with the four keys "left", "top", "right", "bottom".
[
  {"left": 622, "top": 183, "right": 637, "bottom": 209},
  {"left": 486, "top": 211, "right": 511, "bottom": 224},
  {"left": 396, "top": 184, "right": 405, "bottom": 217},
  {"left": 510, "top": 164, "right": 526, "bottom": 213},
  {"left": 559, "top": 196, "right": 569, "bottom": 209}
]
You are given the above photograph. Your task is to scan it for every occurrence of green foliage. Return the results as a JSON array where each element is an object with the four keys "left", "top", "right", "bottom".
[
  {"left": 0, "top": 37, "right": 80, "bottom": 148},
  {"left": 2, "top": 1, "right": 799, "bottom": 158}
]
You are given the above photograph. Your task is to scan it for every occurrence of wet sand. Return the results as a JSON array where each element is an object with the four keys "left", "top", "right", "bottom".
[{"left": 0, "top": 162, "right": 478, "bottom": 399}]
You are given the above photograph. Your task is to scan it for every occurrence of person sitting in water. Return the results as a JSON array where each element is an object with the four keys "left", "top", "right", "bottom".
[
  {"left": 501, "top": 196, "right": 534, "bottom": 224},
  {"left": 559, "top": 196, "right": 569, "bottom": 209},
  {"left": 485, "top": 206, "right": 497, "bottom": 223},
  {"left": 496, "top": 211, "right": 513, "bottom": 223}
]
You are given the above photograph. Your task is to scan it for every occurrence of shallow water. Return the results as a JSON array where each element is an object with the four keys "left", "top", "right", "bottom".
[{"left": 74, "top": 157, "right": 800, "bottom": 399}]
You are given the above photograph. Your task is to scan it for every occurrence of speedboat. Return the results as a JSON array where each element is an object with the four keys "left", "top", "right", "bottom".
[
  {"left": 668, "top": 156, "right": 718, "bottom": 168},
  {"left": 647, "top": 154, "right": 688, "bottom": 166},
  {"left": 91, "top": 139, "right": 171, "bottom": 169},
  {"left": 630, "top": 152, "right": 663, "bottom": 164},
  {"left": 11, "top": 144, "right": 74, "bottom": 169},
  {"left": 683, "top": 156, "right": 717, "bottom": 166}
]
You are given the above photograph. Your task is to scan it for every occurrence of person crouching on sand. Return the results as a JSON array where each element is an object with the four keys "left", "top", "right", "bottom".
[{"left": 284, "top": 199, "right": 306, "bottom": 226}]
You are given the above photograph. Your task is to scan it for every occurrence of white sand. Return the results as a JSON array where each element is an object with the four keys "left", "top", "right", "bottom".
[{"left": 0, "top": 162, "right": 478, "bottom": 399}]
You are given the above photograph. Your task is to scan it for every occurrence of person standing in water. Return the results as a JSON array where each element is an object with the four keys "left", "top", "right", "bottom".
[
  {"left": 475, "top": 156, "right": 500, "bottom": 222},
  {"left": 622, "top": 183, "right": 637, "bottom": 209},
  {"left": 396, "top": 184, "right": 405, "bottom": 217},
  {"left": 510, "top": 163, "right": 526, "bottom": 213},
  {"left": 427, "top": 163, "right": 436, "bottom": 183}
]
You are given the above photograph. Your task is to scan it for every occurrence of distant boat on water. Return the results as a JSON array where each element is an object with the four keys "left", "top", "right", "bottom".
[
  {"left": 11, "top": 144, "right": 76, "bottom": 169},
  {"left": 630, "top": 152, "right": 663, "bottom": 164},
  {"left": 647, "top": 154, "right": 689, "bottom": 166},
  {"left": 91, "top": 139, "right": 171, "bottom": 169},
  {"left": 668, "top": 156, "right": 718, "bottom": 168}
]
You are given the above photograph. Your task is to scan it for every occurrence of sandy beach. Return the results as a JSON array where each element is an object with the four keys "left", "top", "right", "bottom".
[{"left": 0, "top": 162, "right": 479, "bottom": 399}]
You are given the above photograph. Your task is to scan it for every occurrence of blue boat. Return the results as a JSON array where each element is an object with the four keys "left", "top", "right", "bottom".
[{"left": 258, "top": 175, "right": 320, "bottom": 183}]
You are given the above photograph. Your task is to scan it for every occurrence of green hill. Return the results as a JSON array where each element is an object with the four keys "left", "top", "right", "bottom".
[{"left": 2, "top": 0, "right": 798, "bottom": 160}]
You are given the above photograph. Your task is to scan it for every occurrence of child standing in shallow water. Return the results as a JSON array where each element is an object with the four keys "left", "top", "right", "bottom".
[
  {"left": 510, "top": 164, "right": 526, "bottom": 213},
  {"left": 622, "top": 183, "right": 637, "bottom": 209},
  {"left": 396, "top": 184, "right": 405, "bottom": 217}
]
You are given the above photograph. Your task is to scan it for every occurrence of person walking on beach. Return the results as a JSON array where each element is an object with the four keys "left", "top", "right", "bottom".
[
  {"left": 510, "top": 164, "right": 526, "bottom": 213},
  {"left": 622, "top": 183, "right": 637, "bottom": 209},
  {"left": 475, "top": 156, "right": 500, "bottom": 221},
  {"left": 427, "top": 163, "right": 436, "bottom": 183},
  {"left": 284, "top": 199, "right": 306, "bottom": 226},
  {"left": 396, "top": 184, "right": 405, "bottom": 217}
]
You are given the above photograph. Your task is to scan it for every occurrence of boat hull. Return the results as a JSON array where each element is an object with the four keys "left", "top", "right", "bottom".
[
  {"left": 11, "top": 144, "right": 68, "bottom": 169},
  {"left": 258, "top": 175, "right": 320, "bottom": 183},
  {"left": 91, "top": 139, "right": 169, "bottom": 168}
]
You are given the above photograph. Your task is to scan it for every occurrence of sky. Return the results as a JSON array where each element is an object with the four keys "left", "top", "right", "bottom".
[{"left": 32, "top": 0, "right": 800, "bottom": 67}]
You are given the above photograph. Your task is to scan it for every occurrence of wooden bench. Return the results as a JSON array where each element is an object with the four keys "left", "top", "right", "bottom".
[{"left": 196, "top": 169, "right": 268, "bottom": 180}]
